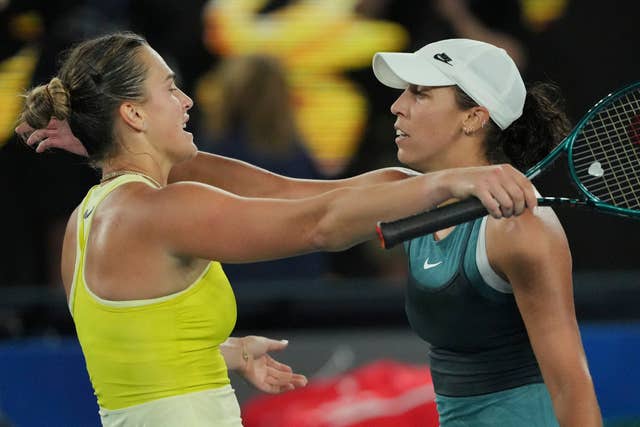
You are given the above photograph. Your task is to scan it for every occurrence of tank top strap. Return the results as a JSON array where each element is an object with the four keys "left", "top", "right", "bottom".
[{"left": 68, "top": 175, "right": 159, "bottom": 313}]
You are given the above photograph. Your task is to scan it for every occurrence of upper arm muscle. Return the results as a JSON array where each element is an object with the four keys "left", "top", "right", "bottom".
[
  {"left": 486, "top": 211, "right": 589, "bottom": 390},
  {"left": 61, "top": 206, "right": 80, "bottom": 299},
  {"left": 146, "top": 182, "right": 325, "bottom": 263}
]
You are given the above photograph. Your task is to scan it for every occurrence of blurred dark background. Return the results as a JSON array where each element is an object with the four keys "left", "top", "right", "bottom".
[{"left": 0, "top": 1, "right": 638, "bottom": 426}]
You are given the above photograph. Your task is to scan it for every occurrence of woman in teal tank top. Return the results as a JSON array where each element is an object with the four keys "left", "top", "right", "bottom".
[
  {"left": 16, "top": 32, "right": 539, "bottom": 426},
  {"left": 370, "top": 39, "right": 602, "bottom": 426}
]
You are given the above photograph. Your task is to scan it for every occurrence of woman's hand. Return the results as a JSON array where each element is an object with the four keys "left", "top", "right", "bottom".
[
  {"left": 15, "top": 118, "right": 89, "bottom": 157},
  {"left": 442, "top": 164, "right": 537, "bottom": 219},
  {"left": 235, "top": 336, "right": 308, "bottom": 394}
]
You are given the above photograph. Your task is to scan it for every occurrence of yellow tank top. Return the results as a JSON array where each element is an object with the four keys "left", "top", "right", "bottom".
[{"left": 69, "top": 174, "right": 237, "bottom": 410}]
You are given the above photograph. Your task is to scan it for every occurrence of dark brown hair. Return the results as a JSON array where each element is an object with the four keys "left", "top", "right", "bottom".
[{"left": 454, "top": 82, "right": 572, "bottom": 172}]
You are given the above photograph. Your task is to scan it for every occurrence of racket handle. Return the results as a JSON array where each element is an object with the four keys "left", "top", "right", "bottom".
[{"left": 376, "top": 198, "right": 487, "bottom": 249}]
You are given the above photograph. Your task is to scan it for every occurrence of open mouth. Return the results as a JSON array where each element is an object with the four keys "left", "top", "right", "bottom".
[{"left": 395, "top": 127, "right": 409, "bottom": 142}]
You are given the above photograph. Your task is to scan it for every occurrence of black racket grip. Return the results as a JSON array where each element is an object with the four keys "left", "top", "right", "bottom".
[{"left": 376, "top": 198, "right": 487, "bottom": 249}]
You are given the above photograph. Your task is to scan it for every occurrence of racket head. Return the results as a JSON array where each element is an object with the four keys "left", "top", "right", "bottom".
[{"left": 565, "top": 81, "right": 640, "bottom": 218}]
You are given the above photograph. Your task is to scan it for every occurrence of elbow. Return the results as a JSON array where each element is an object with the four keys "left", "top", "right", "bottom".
[
  {"left": 309, "top": 213, "right": 352, "bottom": 253},
  {"left": 309, "top": 218, "right": 339, "bottom": 252},
  {"left": 307, "top": 187, "right": 365, "bottom": 252}
]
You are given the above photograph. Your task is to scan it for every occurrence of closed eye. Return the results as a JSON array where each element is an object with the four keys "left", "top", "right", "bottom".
[{"left": 166, "top": 72, "right": 179, "bottom": 92}]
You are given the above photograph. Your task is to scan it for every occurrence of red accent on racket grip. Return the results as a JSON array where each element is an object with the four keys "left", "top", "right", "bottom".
[
  {"left": 630, "top": 114, "right": 640, "bottom": 145},
  {"left": 376, "top": 223, "right": 387, "bottom": 249}
]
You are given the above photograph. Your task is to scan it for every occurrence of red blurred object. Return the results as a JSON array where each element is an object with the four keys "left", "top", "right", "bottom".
[
  {"left": 242, "top": 360, "right": 439, "bottom": 427},
  {"left": 630, "top": 113, "right": 640, "bottom": 145}
]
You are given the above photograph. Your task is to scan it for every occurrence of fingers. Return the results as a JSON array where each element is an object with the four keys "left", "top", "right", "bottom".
[
  {"left": 518, "top": 174, "right": 538, "bottom": 210},
  {"left": 263, "top": 355, "right": 308, "bottom": 393},
  {"left": 493, "top": 180, "right": 524, "bottom": 218},
  {"left": 16, "top": 119, "right": 59, "bottom": 146},
  {"left": 245, "top": 336, "right": 288, "bottom": 356},
  {"left": 14, "top": 118, "right": 89, "bottom": 157},
  {"left": 265, "top": 338, "right": 289, "bottom": 353},
  {"left": 15, "top": 122, "right": 35, "bottom": 140},
  {"left": 502, "top": 165, "right": 537, "bottom": 214},
  {"left": 25, "top": 129, "right": 51, "bottom": 149},
  {"left": 474, "top": 189, "right": 503, "bottom": 219},
  {"left": 263, "top": 373, "right": 308, "bottom": 394},
  {"left": 489, "top": 185, "right": 516, "bottom": 218},
  {"left": 266, "top": 356, "right": 292, "bottom": 374},
  {"left": 290, "top": 373, "right": 308, "bottom": 388},
  {"left": 35, "top": 138, "right": 55, "bottom": 153},
  {"left": 244, "top": 337, "right": 308, "bottom": 394},
  {"left": 480, "top": 165, "right": 536, "bottom": 218}
]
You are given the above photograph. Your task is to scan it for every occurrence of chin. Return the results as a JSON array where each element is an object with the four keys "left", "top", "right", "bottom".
[
  {"left": 182, "top": 144, "right": 198, "bottom": 161},
  {"left": 397, "top": 149, "right": 413, "bottom": 168},
  {"left": 398, "top": 153, "right": 427, "bottom": 173},
  {"left": 170, "top": 143, "right": 198, "bottom": 165},
  {"left": 399, "top": 149, "right": 435, "bottom": 172},
  {"left": 188, "top": 139, "right": 198, "bottom": 155}
]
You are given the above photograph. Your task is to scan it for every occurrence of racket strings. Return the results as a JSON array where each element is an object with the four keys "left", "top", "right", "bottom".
[
  {"left": 571, "top": 89, "right": 640, "bottom": 209},
  {"left": 582, "top": 183, "right": 640, "bottom": 209}
]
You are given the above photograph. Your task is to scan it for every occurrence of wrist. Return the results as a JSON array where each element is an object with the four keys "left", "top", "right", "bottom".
[
  {"left": 220, "top": 337, "right": 250, "bottom": 372},
  {"left": 239, "top": 337, "right": 250, "bottom": 374},
  {"left": 426, "top": 170, "right": 455, "bottom": 205}
]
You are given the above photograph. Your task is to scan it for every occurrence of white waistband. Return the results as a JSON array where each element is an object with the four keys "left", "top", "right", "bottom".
[{"left": 99, "top": 385, "right": 243, "bottom": 427}]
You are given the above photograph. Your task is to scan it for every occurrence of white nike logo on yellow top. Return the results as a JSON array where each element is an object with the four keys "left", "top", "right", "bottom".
[{"left": 423, "top": 258, "right": 443, "bottom": 270}]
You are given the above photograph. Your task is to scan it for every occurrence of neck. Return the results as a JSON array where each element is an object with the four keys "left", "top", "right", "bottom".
[
  {"left": 417, "top": 143, "right": 490, "bottom": 173},
  {"left": 101, "top": 158, "right": 168, "bottom": 187}
]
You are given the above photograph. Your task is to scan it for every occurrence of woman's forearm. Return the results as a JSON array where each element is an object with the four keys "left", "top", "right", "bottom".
[
  {"left": 168, "top": 151, "right": 416, "bottom": 198},
  {"left": 169, "top": 152, "right": 290, "bottom": 197},
  {"left": 551, "top": 379, "right": 602, "bottom": 427},
  {"left": 312, "top": 171, "right": 452, "bottom": 251},
  {"left": 312, "top": 164, "right": 535, "bottom": 252},
  {"left": 554, "top": 393, "right": 602, "bottom": 426}
]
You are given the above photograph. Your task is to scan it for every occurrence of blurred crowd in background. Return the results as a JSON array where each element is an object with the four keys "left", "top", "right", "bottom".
[{"left": 0, "top": 0, "right": 639, "bottom": 330}]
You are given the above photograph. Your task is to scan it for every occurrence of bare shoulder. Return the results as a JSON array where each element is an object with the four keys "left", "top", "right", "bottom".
[
  {"left": 77, "top": 182, "right": 219, "bottom": 299},
  {"left": 485, "top": 207, "right": 572, "bottom": 287},
  {"left": 488, "top": 207, "right": 568, "bottom": 255},
  {"left": 100, "top": 181, "right": 239, "bottom": 257},
  {"left": 148, "top": 180, "right": 236, "bottom": 203},
  {"left": 100, "top": 181, "right": 229, "bottom": 225},
  {"left": 129, "top": 181, "right": 238, "bottom": 230}
]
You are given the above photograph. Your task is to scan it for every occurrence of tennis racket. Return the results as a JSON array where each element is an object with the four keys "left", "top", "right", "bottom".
[{"left": 377, "top": 81, "right": 640, "bottom": 248}]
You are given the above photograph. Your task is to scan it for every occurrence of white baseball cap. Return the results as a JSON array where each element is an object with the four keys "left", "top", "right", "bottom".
[{"left": 372, "top": 38, "right": 526, "bottom": 130}]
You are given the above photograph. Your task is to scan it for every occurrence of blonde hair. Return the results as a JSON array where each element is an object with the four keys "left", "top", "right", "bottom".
[
  {"left": 18, "top": 32, "right": 149, "bottom": 165},
  {"left": 20, "top": 77, "right": 70, "bottom": 128}
]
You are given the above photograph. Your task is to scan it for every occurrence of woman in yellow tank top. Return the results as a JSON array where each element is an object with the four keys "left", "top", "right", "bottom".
[{"left": 16, "top": 32, "right": 538, "bottom": 426}]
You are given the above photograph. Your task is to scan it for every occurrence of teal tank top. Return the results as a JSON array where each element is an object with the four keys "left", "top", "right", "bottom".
[{"left": 404, "top": 218, "right": 543, "bottom": 397}]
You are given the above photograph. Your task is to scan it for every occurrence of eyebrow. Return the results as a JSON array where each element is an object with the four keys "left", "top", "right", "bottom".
[
  {"left": 409, "top": 84, "right": 432, "bottom": 93},
  {"left": 165, "top": 73, "right": 176, "bottom": 82}
]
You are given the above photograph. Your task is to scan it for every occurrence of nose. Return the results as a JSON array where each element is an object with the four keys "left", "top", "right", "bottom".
[
  {"left": 181, "top": 89, "right": 193, "bottom": 111},
  {"left": 390, "top": 89, "right": 409, "bottom": 117}
]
